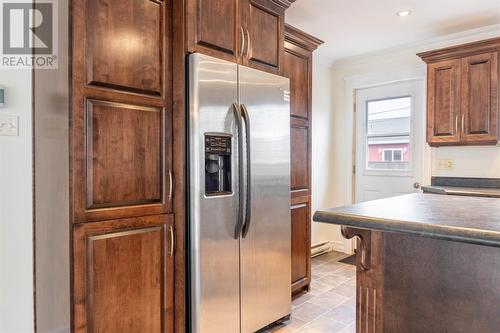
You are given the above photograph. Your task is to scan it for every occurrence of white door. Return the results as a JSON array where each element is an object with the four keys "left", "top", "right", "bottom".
[{"left": 355, "top": 80, "right": 425, "bottom": 203}]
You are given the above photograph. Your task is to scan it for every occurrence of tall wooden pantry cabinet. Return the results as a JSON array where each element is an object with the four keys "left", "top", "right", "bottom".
[{"left": 283, "top": 24, "right": 323, "bottom": 294}]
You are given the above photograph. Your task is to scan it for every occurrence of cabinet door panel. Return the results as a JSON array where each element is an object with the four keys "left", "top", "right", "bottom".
[
  {"left": 86, "top": 0, "right": 164, "bottom": 95},
  {"left": 86, "top": 99, "right": 162, "bottom": 209},
  {"left": 76, "top": 98, "right": 170, "bottom": 222},
  {"left": 73, "top": 215, "right": 174, "bottom": 333},
  {"left": 291, "top": 124, "right": 309, "bottom": 196},
  {"left": 461, "top": 52, "right": 499, "bottom": 143},
  {"left": 291, "top": 202, "right": 310, "bottom": 287},
  {"left": 284, "top": 49, "right": 310, "bottom": 120},
  {"left": 427, "top": 59, "right": 461, "bottom": 145},
  {"left": 186, "top": 0, "right": 240, "bottom": 62},
  {"left": 243, "top": 0, "right": 283, "bottom": 74},
  {"left": 72, "top": 0, "right": 172, "bottom": 222}
]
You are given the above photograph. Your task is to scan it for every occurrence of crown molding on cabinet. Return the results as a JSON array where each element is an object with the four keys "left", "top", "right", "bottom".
[
  {"left": 271, "top": 0, "right": 296, "bottom": 10},
  {"left": 418, "top": 37, "right": 500, "bottom": 63},
  {"left": 284, "top": 24, "right": 324, "bottom": 52}
]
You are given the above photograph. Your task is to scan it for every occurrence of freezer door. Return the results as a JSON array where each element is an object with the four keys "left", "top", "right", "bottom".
[
  {"left": 239, "top": 65, "right": 291, "bottom": 333},
  {"left": 189, "top": 53, "right": 241, "bottom": 333}
]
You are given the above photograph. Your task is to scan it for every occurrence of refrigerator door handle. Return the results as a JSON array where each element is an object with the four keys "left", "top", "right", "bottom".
[
  {"left": 241, "top": 104, "right": 252, "bottom": 238},
  {"left": 232, "top": 103, "right": 245, "bottom": 239}
]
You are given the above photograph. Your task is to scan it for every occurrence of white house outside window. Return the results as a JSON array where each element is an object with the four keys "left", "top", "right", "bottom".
[{"left": 382, "top": 149, "right": 403, "bottom": 162}]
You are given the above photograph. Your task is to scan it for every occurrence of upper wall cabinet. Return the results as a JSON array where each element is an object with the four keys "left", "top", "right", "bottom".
[
  {"left": 186, "top": 0, "right": 291, "bottom": 74},
  {"left": 426, "top": 59, "right": 461, "bottom": 145},
  {"left": 186, "top": 0, "right": 240, "bottom": 62},
  {"left": 461, "top": 52, "right": 498, "bottom": 144},
  {"left": 418, "top": 38, "right": 500, "bottom": 146}
]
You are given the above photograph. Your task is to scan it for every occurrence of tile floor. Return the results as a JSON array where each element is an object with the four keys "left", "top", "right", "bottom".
[{"left": 265, "top": 251, "right": 356, "bottom": 333}]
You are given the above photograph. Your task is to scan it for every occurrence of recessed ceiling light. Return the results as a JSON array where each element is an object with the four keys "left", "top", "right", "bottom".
[{"left": 397, "top": 9, "right": 412, "bottom": 17}]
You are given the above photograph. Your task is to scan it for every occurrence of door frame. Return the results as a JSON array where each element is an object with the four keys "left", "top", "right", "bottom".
[{"left": 343, "top": 65, "right": 432, "bottom": 253}]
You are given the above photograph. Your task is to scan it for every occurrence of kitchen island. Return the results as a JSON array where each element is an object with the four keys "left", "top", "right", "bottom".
[{"left": 313, "top": 193, "right": 500, "bottom": 333}]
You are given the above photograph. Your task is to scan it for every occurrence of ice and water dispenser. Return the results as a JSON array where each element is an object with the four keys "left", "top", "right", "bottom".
[{"left": 204, "top": 133, "right": 232, "bottom": 196}]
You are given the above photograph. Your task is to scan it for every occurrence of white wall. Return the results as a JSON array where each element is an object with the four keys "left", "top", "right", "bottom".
[
  {"left": 311, "top": 54, "right": 340, "bottom": 247},
  {"left": 0, "top": 69, "right": 34, "bottom": 331},
  {"left": 322, "top": 25, "right": 500, "bottom": 248},
  {"left": 433, "top": 146, "right": 500, "bottom": 177}
]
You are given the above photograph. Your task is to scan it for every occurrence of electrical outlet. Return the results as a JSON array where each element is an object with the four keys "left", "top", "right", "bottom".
[{"left": 437, "top": 159, "right": 454, "bottom": 170}]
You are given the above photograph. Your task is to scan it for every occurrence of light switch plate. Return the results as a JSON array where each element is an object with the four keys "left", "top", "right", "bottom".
[
  {"left": 437, "top": 159, "right": 454, "bottom": 170},
  {"left": 0, "top": 115, "right": 19, "bottom": 136}
]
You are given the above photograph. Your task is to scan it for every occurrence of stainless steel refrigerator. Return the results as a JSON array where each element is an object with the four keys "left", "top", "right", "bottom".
[{"left": 188, "top": 53, "right": 291, "bottom": 333}]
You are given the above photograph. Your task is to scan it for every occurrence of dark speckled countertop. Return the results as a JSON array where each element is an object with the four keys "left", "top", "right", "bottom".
[
  {"left": 422, "top": 176, "right": 500, "bottom": 198},
  {"left": 421, "top": 185, "right": 500, "bottom": 197},
  {"left": 313, "top": 193, "right": 500, "bottom": 247}
]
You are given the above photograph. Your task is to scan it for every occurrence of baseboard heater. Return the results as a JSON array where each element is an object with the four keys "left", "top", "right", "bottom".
[{"left": 311, "top": 241, "right": 333, "bottom": 258}]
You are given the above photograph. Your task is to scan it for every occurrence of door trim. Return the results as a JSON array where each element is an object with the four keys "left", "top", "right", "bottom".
[{"left": 343, "top": 65, "right": 431, "bottom": 253}]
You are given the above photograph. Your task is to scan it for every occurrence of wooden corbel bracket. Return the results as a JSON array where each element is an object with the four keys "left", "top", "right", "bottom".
[{"left": 341, "top": 226, "right": 372, "bottom": 271}]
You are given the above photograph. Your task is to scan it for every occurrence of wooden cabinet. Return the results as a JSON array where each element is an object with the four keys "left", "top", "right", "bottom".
[
  {"left": 186, "top": 0, "right": 240, "bottom": 63},
  {"left": 426, "top": 59, "right": 462, "bottom": 144},
  {"left": 290, "top": 202, "right": 311, "bottom": 288},
  {"left": 283, "top": 25, "right": 323, "bottom": 294},
  {"left": 72, "top": 0, "right": 173, "bottom": 223},
  {"left": 241, "top": 0, "right": 284, "bottom": 73},
  {"left": 70, "top": 0, "right": 176, "bottom": 332},
  {"left": 73, "top": 215, "right": 174, "bottom": 333},
  {"left": 187, "top": 0, "right": 288, "bottom": 74},
  {"left": 418, "top": 38, "right": 500, "bottom": 146},
  {"left": 461, "top": 52, "right": 499, "bottom": 143}
]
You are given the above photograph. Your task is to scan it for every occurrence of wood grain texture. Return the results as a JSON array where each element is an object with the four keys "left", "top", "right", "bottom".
[
  {"left": 172, "top": 0, "right": 187, "bottom": 330},
  {"left": 186, "top": 0, "right": 285, "bottom": 74},
  {"left": 73, "top": 215, "right": 174, "bottom": 333},
  {"left": 417, "top": 37, "right": 500, "bottom": 64},
  {"left": 284, "top": 24, "right": 323, "bottom": 53},
  {"left": 284, "top": 49, "right": 308, "bottom": 119},
  {"left": 86, "top": 99, "right": 162, "bottom": 209},
  {"left": 419, "top": 38, "right": 500, "bottom": 146},
  {"left": 71, "top": 1, "right": 175, "bottom": 332},
  {"left": 284, "top": 25, "right": 322, "bottom": 295},
  {"left": 86, "top": 0, "right": 164, "bottom": 95},
  {"left": 341, "top": 229, "right": 500, "bottom": 333},
  {"left": 383, "top": 232, "right": 500, "bottom": 333},
  {"left": 242, "top": 0, "right": 284, "bottom": 74},
  {"left": 461, "top": 51, "right": 498, "bottom": 143},
  {"left": 426, "top": 59, "right": 461, "bottom": 145},
  {"left": 186, "top": 0, "right": 240, "bottom": 62},
  {"left": 290, "top": 124, "right": 309, "bottom": 192},
  {"left": 291, "top": 202, "right": 310, "bottom": 286},
  {"left": 355, "top": 231, "right": 383, "bottom": 333},
  {"left": 72, "top": 0, "right": 172, "bottom": 223}
]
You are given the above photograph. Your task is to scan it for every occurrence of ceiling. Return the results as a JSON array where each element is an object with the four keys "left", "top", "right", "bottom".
[{"left": 286, "top": 0, "right": 500, "bottom": 63}]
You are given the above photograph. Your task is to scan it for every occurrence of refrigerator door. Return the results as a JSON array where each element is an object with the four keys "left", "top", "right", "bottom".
[
  {"left": 189, "top": 53, "right": 241, "bottom": 333},
  {"left": 239, "top": 65, "right": 291, "bottom": 333}
]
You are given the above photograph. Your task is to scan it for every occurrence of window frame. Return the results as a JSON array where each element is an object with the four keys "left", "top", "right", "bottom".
[
  {"left": 363, "top": 94, "right": 413, "bottom": 174},
  {"left": 382, "top": 148, "right": 404, "bottom": 162}
]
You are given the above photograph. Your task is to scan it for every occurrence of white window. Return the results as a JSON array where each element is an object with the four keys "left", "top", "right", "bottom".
[
  {"left": 365, "top": 96, "right": 411, "bottom": 171},
  {"left": 382, "top": 149, "right": 403, "bottom": 162}
]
